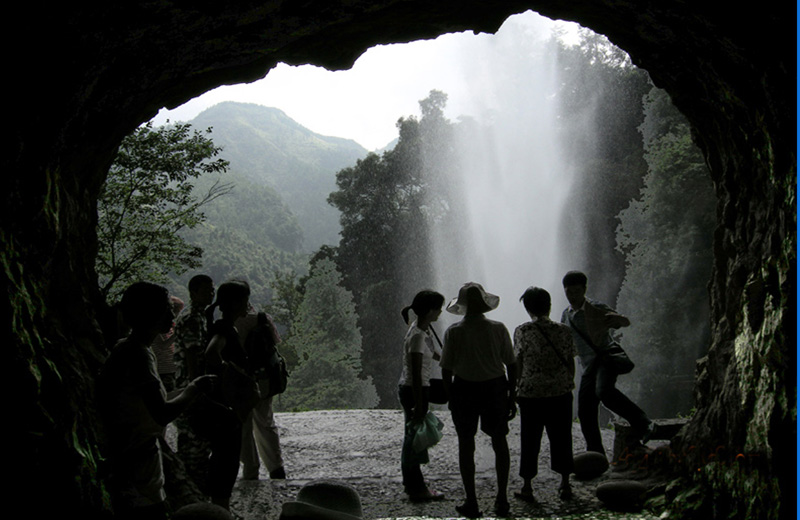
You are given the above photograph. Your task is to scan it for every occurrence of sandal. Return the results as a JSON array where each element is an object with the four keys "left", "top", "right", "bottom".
[
  {"left": 514, "top": 490, "right": 536, "bottom": 503},
  {"left": 494, "top": 498, "right": 511, "bottom": 516},
  {"left": 455, "top": 502, "right": 483, "bottom": 518},
  {"left": 409, "top": 488, "right": 445, "bottom": 502}
]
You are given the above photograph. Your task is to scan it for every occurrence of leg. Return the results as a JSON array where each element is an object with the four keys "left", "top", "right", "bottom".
[
  {"left": 251, "top": 396, "right": 285, "bottom": 476},
  {"left": 491, "top": 433, "right": 511, "bottom": 510},
  {"left": 457, "top": 433, "right": 478, "bottom": 504},
  {"left": 577, "top": 362, "right": 605, "bottom": 455},
  {"left": 544, "top": 393, "right": 574, "bottom": 499},
  {"left": 240, "top": 411, "right": 259, "bottom": 479},
  {"left": 175, "top": 420, "right": 212, "bottom": 495},
  {"left": 595, "top": 364, "right": 651, "bottom": 434},
  {"left": 207, "top": 409, "right": 243, "bottom": 509},
  {"left": 399, "top": 386, "right": 426, "bottom": 494},
  {"left": 518, "top": 397, "right": 545, "bottom": 483}
]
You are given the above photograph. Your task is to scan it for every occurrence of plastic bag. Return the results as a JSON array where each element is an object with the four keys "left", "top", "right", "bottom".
[{"left": 410, "top": 412, "right": 444, "bottom": 453}]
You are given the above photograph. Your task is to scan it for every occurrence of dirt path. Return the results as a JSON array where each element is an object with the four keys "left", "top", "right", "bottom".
[{"left": 225, "top": 408, "right": 639, "bottom": 519}]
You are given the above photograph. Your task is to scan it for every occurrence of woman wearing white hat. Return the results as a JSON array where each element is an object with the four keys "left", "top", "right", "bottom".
[{"left": 439, "top": 282, "right": 517, "bottom": 518}]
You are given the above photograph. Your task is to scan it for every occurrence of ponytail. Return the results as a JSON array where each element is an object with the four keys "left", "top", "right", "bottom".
[{"left": 401, "top": 305, "right": 413, "bottom": 325}]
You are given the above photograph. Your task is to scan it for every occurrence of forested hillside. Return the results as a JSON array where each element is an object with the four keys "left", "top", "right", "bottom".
[
  {"left": 191, "top": 102, "right": 368, "bottom": 251},
  {"left": 167, "top": 102, "right": 368, "bottom": 306}
]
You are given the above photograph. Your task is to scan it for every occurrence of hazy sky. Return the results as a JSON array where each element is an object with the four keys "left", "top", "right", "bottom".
[{"left": 151, "top": 11, "right": 580, "bottom": 151}]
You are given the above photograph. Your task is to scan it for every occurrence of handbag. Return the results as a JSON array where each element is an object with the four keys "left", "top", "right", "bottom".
[
  {"left": 427, "top": 327, "right": 448, "bottom": 404},
  {"left": 567, "top": 315, "right": 634, "bottom": 375}
]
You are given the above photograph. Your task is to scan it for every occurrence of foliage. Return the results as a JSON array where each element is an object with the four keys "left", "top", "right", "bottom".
[
  {"left": 614, "top": 86, "right": 715, "bottom": 417},
  {"left": 96, "top": 122, "right": 230, "bottom": 303},
  {"left": 327, "top": 90, "right": 458, "bottom": 406},
  {"left": 554, "top": 29, "right": 652, "bottom": 304},
  {"left": 275, "top": 258, "right": 378, "bottom": 411}
]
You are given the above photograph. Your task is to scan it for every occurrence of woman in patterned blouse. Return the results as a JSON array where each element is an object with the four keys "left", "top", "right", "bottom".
[{"left": 513, "top": 286, "right": 577, "bottom": 501}]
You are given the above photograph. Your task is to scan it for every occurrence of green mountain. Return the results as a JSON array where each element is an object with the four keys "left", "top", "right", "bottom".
[{"left": 191, "top": 101, "right": 368, "bottom": 251}]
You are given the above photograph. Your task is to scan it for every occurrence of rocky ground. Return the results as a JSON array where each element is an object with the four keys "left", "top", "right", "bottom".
[{"left": 173, "top": 408, "right": 667, "bottom": 520}]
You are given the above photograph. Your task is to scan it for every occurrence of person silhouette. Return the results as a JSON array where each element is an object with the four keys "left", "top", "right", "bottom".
[
  {"left": 397, "top": 290, "right": 446, "bottom": 502},
  {"left": 97, "top": 282, "right": 216, "bottom": 520},
  {"left": 560, "top": 270, "right": 653, "bottom": 456},
  {"left": 440, "top": 282, "right": 517, "bottom": 517},
  {"left": 513, "top": 286, "right": 576, "bottom": 502}
]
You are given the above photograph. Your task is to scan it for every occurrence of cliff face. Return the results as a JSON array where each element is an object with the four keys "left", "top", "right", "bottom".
[{"left": 4, "top": 2, "right": 794, "bottom": 519}]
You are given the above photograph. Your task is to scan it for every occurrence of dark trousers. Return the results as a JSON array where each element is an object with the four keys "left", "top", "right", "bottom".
[
  {"left": 518, "top": 392, "right": 574, "bottom": 478},
  {"left": 398, "top": 385, "right": 430, "bottom": 493},
  {"left": 578, "top": 358, "right": 649, "bottom": 455}
]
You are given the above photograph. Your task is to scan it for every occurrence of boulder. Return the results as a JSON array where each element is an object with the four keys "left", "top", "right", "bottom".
[
  {"left": 596, "top": 479, "right": 647, "bottom": 511},
  {"left": 572, "top": 451, "right": 609, "bottom": 480}
]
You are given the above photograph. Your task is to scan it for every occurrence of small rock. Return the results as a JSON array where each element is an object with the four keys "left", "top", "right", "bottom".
[
  {"left": 573, "top": 451, "right": 609, "bottom": 480},
  {"left": 595, "top": 479, "right": 647, "bottom": 511}
]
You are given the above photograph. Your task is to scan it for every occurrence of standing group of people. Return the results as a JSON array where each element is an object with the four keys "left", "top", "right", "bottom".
[
  {"left": 397, "top": 272, "right": 654, "bottom": 517},
  {"left": 98, "top": 275, "right": 286, "bottom": 519}
]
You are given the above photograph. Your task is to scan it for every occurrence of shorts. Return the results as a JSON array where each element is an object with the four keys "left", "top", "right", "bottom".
[{"left": 448, "top": 376, "right": 510, "bottom": 438}]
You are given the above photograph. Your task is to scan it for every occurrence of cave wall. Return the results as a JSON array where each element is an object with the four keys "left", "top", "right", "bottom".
[{"left": 5, "top": 2, "right": 794, "bottom": 518}]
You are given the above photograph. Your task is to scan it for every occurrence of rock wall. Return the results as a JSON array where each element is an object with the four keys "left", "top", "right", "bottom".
[{"left": 5, "top": 2, "right": 794, "bottom": 519}]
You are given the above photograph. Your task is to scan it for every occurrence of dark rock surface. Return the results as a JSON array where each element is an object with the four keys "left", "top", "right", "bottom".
[{"left": 5, "top": 3, "right": 794, "bottom": 519}]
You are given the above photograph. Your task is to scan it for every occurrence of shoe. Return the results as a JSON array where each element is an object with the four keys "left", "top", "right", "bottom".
[
  {"left": 455, "top": 502, "right": 482, "bottom": 518},
  {"left": 408, "top": 488, "right": 445, "bottom": 502},
  {"left": 269, "top": 467, "right": 286, "bottom": 479},
  {"left": 494, "top": 498, "right": 510, "bottom": 516},
  {"left": 513, "top": 490, "right": 535, "bottom": 503},
  {"left": 641, "top": 422, "right": 657, "bottom": 444}
]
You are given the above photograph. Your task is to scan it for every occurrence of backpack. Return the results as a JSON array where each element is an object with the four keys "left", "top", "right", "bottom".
[{"left": 244, "top": 312, "right": 288, "bottom": 397}]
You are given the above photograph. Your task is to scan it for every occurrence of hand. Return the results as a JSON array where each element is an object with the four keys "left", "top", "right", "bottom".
[
  {"left": 603, "top": 312, "right": 629, "bottom": 329},
  {"left": 190, "top": 374, "right": 218, "bottom": 395},
  {"left": 413, "top": 402, "right": 429, "bottom": 421},
  {"left": 507, "top": 397, "right": 517, "bottom": 421}
]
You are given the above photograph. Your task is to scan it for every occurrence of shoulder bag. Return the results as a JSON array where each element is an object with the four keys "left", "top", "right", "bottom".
[{"left": 567, "top": 314, "right": 635, "bottom": 375}]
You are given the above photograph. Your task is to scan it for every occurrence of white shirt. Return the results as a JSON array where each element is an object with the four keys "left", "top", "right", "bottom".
[{"left": 398, "top": 321, "right": 435, "bottom": 387}]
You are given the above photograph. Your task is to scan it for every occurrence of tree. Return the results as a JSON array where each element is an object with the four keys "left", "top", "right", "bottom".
[
  {"left": 276, "top": 257, "right": 378, "bottom": 411},
  {"left": 327, "top": 90, "right": 458, "bottom": 406},
  {"left": 614, "top": 86, "right": 715, "bottom": 417},
  {"left": 96, "top": 122, "right": 231, "bottom": 303}
]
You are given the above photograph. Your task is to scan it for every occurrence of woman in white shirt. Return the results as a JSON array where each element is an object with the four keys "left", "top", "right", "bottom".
[{"left": 398, "top": 290, "right": 445, "bottom": 502}]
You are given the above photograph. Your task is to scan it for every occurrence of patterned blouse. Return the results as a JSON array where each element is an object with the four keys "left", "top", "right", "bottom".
[{"left": 514, "top": 317, "right": 576, "bottom": 398}]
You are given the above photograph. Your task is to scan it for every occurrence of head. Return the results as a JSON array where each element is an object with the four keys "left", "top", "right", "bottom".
[
  {"left": 212, "top": 279, "right": 251, "bottom": 320},
  {"left": 119, "top": 282, "right": 173, "bottom": 334},
  {"left": 446, "top": 282, "right": 500, "bottom": 316},
  {"left": 279, "top": 480, "right": 363, "bottom": 520},
  {"left": 520, "top": 286, "right": 551, "bottom": 318},
  {"left": 562, "top": 270, "right": 588, "bottom": 308},
  {"left": 188, "top": 274, "right": 215, "bottom": 307},
  {"left": 402, "top": 290, "right": 445, "bottom": 325}
]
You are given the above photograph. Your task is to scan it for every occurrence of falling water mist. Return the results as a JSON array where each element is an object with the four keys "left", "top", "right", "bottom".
[{"left": 426, "top": 16, "right": 577, "bottom": 332}]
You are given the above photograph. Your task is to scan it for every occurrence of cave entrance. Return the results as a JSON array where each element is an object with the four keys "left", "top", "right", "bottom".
[{"left": 150, "top": 11, "right": 712, "bottom": 418}]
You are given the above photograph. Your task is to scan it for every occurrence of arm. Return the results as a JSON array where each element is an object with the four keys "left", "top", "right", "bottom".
[
  {"left": 205, "top": 334, "right": 227, "bottom": 374},
  {"left": 441, "top": 368, "right": 453, "bottom": 402},
  {"left": 604, "top": 312, "right": 630, "bottom": 329},
  {"left": 142, "top": 375, "right": 217, "bottom": 426}
]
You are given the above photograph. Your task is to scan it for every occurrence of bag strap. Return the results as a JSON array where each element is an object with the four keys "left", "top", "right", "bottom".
[
  {"left": 429, "top": 325, "right": 443, "bottom": 348},
  {"left": 534, "top": 322, "right": 572, "bottom": 370},
  {"left": 566, "top": 313, "right": 604, "bottom": 355}
]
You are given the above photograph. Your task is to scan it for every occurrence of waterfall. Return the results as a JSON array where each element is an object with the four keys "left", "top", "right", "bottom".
[{"left": 427, "top": 14, "right": 577, "bottom": 331}]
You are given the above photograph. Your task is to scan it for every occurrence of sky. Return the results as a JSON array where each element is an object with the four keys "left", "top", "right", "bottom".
[{"left": 151, "top": 11, "right": 581, "bottom": 151}]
